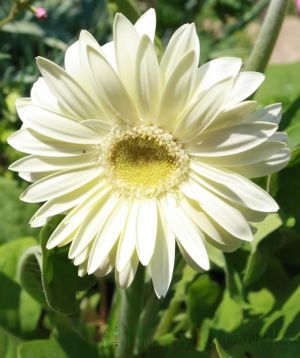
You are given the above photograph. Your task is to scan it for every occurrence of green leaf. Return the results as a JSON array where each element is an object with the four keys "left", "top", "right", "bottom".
[
  {"left": 261, "top": 282, "right": 300, "bottom": 339},
  {"left": 255, "top": 61, "right": 300, "bottom": 111},
  {"left": 18, "top": 245, "right": 47, "bottom": 308},
  {"left": 145, "top": 337, "right": 209, "bottom": 358},
  {"left": 277, "top": 163, "right": 300, "bottom": 231},
  {"left": 19, "top": 290, "right": 42, "bottom": 336},
  {"left": 48, "top": 313, "right": 99, "bottom": 358},
  {"left": 244, "top": 214, "right": 282, "bottom": 286},
  {"left": 228, "top": 339, "right": 300, "bottom": 357},
  {"left": 186, "top": 274, "right": 222, "bottom": 331},
  {"left": 247, "top": 288, "right": 275, "bottom": 316},
  {"left": 212, "top": 292, "right": 243, "bottom": 333},
  {"left": 39, "top": 217, "right": 96, "bottom": 314},
  {"left": 0, "top": 178, "right": 38, "bottom": 244},
  {"left": 0, "top": 237, "right": 37, "bottom": 281},
  {"left": 0, "top": 237, "right": 37, "bottom": 332},
  {"left": 17, "top": 339, "right": 67, "bottom": 358},
  {"left": 213, "top": 339, "right": 233, "bottom": 358},
  {"left": 0, "top": 326, "right": 22, "bottom": 358},
  {"left": 251, "top": 213, "right": 282, "bottom": 247}
]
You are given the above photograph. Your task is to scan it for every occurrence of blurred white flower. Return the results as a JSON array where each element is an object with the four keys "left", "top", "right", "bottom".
[{"left": 8, "top": 9, "right": 289, "bottom": 298}]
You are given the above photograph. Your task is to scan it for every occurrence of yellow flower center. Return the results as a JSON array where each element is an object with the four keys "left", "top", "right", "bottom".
[{"left": 104, "top": 126, "right": 189, "bottom": 198}]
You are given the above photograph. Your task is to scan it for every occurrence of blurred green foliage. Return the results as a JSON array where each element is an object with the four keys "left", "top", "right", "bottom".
[{"left": 1, "top": 0, "right": 300, "bottom": 357}]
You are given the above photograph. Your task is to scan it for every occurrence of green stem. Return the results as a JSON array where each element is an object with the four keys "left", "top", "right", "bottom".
[
  {"left": 245, "top": 0, "right": 290, "bottom": 72},
  {"left": 135, "top": 292, "right": 160, "bottom": 353},
  {"left": 116, "top": 265, "right": 145, "bottom": 358},
  {"left": 155, "top": 297, "right": 181, "bottom": 337}
]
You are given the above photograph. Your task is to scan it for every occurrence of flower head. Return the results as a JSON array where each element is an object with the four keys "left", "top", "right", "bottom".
[
  {"left": 34, "top": 7, "right": 48, "bottom": 20},
  {"left": 8, "top": 9, "right": 290, "bottom": 298}
]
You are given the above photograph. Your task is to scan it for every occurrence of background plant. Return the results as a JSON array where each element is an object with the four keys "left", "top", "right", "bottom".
[{"left": 1, "top": 0, "right": 300, "bottom": 357}]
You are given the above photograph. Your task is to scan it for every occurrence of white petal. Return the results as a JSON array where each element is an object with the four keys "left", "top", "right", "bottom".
[
  {"left": 30, "top": 178, "right": 103, "bottom": 227},
  {"left": 189, "top": 122, "right": 277, "bottom": 157},
  {"left": 68, "top": 193, "right": 117, "bottom": 259},
  {"left": 158, "top": 51, "right": 197, "bottom": 130},
  {"left": 81, "top": 119, "right": 114, "bottom": 135},
  {"left": 204, "top": 101, "right": 257, "bottom": 133},
  {"left": 193, "top": 57, "right": 242, "bottom": 99},
  {"left": 181, "top": 198, "right": 241, "bottom": 252},
  {"left": 64, "top": 41, "right": 83, "bottom": 83},
  {"left": 134, "top": 8, "right": 156, "bottom": 42},
  {"left": 177, "top": 241, "right": 205, "bottom": 272},
  {"left": 8, "top": 128, "right": 93, "bottom": 157},
  {"left": 73, "top": 244, "right": 91, "bottom": 266},
  {"left": 235, "top": 146, "right": 290, "bottom": 178},
  {"left": 173, "top": 77, "right": 233, "bottom": 141},
  {"left": 36, "top": 57, "right": 100, "bottom": 119},
  {"left": 149, "top": 205, "right": 175, "bottom": 298},
  {"left": 87, "top": 201, "right": 128, "bottom": 274},
  {"left": 190, "top": 161, "right": 279, "bottom": 212},
  {"left": 160, "top": 24, "right": 200, "bottom": 82},
  {"left": 46, "top": 185, "right": 110, "bottom": 249},
  {"left": 16, "top": 100, "right": 100, "bottom": 144},
  {"left": 31, "top": 77, "right": 60, "bottom": 111},
  {"left": 21, "top": 165, "right": 102, "bottom": 203},
  {"left": 239, "top": 103, "right": 282, "bottom": 125},
  {"left": 116, "top": 201, "right": 139, "bottom": 272},
  {"left": 193, "top": 135, "right": 287, "bottom": 167},
  {"left": 136, "top": 199, "right": 157, "bottom": 266},
  {"left": 135, "top": 35, "right": 160, "bottom": 123},
  {"left": 113, "top": 13, "right": 140, "bottom": 98},
  {"left": 85, "top": 45, "right": 139, "bottom": 124},
  {"left": 161, "top": 195, "right": 209, "bottom": 270},
  {"left": 10, "top": 154, "right": 97, "bottom": 173},
  {"left": 182, "top": 180, "right": 253, "bottom": 241},
  {"left": 18, "top": 171, "right": 51, "bottom": 183},
  {"left": 101, "top": 41, "right": 117, "bottom": 71},
  {"left": 226, "top": 71, "right": 264, "bottom": 108},
  {"left": 116, "top": 253, "right": 139, "bottom": 289},
  {"left": 77, "top": 30, "right": 114, "bottom": 103}
]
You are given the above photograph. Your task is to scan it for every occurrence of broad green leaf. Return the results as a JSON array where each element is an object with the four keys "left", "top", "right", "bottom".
[
  {"left": 17, "top": 339, "right": 67, "bottom": 358},
  {"left": 244, "top": 214, "right": 282, "bottom": 286},
  {"left": 145, "top": 337, "right": 209, "bottom": 358},
  {"left": 262, "top": 283, "right": 300, "bottom": 340},
  {"left": 277, "top": 164, "right": 300, "bottom": 231},
  {"left": 19, "top": 291, "right": 42, "bottom": 336},
  {"left": 0, "top": 237, "right": 36, "bottom": 281},
  {"left": 251, "top": 214, "right": 282, "bottom": 247},
  {"left": 186, "top": 274, "right": 222, "bottom": 331},
  {"left": 48, "top": 313, "right": 99, "bottom": 358},
  {"left": 18, "top": 245, "right": 47, "bottom": 308},
  {"left": 39, "top": 216, "right": 96, "bottom": 314},
  {"left": 228, "top": 339, "right": 300, "bottom": 357},
  {"left": 212, "top": 292, "right": 243, "bottom": 333},
  {"left": 0, "top": 237, "right": 36, "bottom": 332},
  {"left": 19, "top": 217, "right": 95, "bottom": 314},
  {"left": 0, "top": 326, "right": 22, "bottom": 358},
  {"left": 255, "top": 61, "right": 300, "bottom": 113},
  {"left": 247, "top": 288, "right": 275, "bottom": 316}
]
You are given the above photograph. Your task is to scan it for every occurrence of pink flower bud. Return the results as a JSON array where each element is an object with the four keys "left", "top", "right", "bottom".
[
  {"left": 35, "top": 7, "right": 48, "bottom": 20},
  {"left": 296, "top": 0, "right": 300, "bottom": 15}
]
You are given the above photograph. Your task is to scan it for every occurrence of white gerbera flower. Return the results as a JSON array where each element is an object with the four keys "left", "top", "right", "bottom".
[{"left": 8, "top": 9, "right": 290, "bottom": 298}]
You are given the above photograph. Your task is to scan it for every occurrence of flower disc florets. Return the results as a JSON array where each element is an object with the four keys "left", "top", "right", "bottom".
[{"left": 102, "top": 125, "right": 189, "bottom": 198}]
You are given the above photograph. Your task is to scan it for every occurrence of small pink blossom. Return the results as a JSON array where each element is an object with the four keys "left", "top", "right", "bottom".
[
  {"left": 35, "top": 7, "right": 48, "bottom": 20},
  {"left": 296, "top": 0, "right": 300, "bottom": 15}
]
